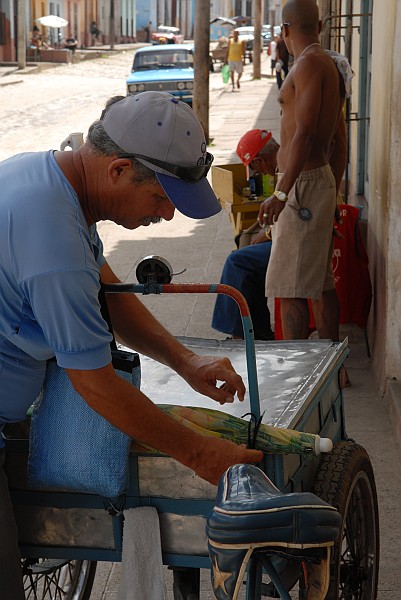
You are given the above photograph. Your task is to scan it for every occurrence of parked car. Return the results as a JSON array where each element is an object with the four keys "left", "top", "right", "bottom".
[
  {"left": 261, "top": 31, "right": 271, "bottom": 47},
  {"left": 151, "top": 25, "right": 185, "bottom": 45},
  {"left": 235, "top": 25, "right": 280, "bottom": 50},
  {"left": 126, "top": 44, "right": 194, "bottom": 104}
]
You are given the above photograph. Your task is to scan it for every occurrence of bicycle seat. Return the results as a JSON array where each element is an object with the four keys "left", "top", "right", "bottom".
[{"left": 206, "top": 464, "right": 341, "bottom": 600}]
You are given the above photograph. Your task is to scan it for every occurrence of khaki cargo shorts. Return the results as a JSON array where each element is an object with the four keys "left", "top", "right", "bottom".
[{"left": 266, "top": 165, "right": 337, "bottom": 300}]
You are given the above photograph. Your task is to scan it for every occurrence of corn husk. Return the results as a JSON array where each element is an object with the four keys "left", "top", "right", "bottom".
[{"left": 130, "top": 405, "right": 328, "bottom": 456}]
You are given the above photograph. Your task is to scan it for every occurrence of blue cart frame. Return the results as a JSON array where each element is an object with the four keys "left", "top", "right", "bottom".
[{"left": 4, "top": 282, "right": 378, "bottom": 599}]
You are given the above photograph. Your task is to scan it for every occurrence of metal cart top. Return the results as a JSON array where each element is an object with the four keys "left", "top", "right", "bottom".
[{"left": 139, "top": 337, "right": 349, "bottom": 430}]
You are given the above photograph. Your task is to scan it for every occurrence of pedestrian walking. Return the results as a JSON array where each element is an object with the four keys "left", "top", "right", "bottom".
[{"left": 225, "top": 30, "right": 246, "bottom": 90}]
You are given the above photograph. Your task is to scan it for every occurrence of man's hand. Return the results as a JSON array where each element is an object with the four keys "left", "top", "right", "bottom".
[
  {"left": 190, "top": 437, "right": 263, "bottom": 485},
  {"left": 179, "top": 354, "right": 246, "bottom": 404},
  {"left": 333, "top": 205, "right": 344, "bottom": 239},
  {"left": 258, "top": 195, "right": 286, "bottom": 227},
  {"left": 250, "top": 228, "right": 270, "bottom": 245}
]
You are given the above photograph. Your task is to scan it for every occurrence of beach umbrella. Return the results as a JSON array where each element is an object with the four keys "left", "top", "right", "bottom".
[{"left": 36, "top": 15, "right": 68, "bottom": 28}]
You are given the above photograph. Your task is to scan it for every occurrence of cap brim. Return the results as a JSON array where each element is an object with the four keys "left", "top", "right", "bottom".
[{"left": 156, "top": 173, "right": 221, "bottom": 219}]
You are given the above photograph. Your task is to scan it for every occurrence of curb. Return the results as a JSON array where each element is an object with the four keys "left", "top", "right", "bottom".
[
  {"left": 0, "top": 79, "right": 23, "bottom": 87},
  {"left": 0, "top": 43, "right": 146, "bottom": 85}
]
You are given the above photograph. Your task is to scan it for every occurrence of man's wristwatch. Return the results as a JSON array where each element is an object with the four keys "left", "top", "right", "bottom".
[{"left": 273, "top": 189, "right": 288, "bottom": 202}]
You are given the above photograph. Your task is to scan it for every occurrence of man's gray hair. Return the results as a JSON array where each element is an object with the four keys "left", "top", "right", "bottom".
[
  {"left": 86, "top": 95, "right": 157, "bottom": 185},
  {"left": 258, "top": 137, "right": 280, "bottom": 157}
]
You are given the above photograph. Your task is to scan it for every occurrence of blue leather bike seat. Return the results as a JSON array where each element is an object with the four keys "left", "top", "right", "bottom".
[{"left": 206, "top": 464, "right": 341, "bottom": 600}]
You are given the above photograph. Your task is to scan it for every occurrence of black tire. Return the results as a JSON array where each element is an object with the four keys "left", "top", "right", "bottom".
[
  {"left": 313, "top": 441, "right": 379, "bottom": 599},
  {"left": 22, "top": 558, "right": 97, "bottom": 599},
  {"left": 172, "top": 567, "right": 199, "bottom": 600}
]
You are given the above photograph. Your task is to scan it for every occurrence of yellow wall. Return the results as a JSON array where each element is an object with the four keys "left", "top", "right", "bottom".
[
  {"left": 30, "top": 0, "right": 97, "bottom": 47},
  {"left": 367, "top": 0, "right": 396, "bottom": 388},
  {"left": 385, "top": 2, "right": 401, "bottom": 380}
]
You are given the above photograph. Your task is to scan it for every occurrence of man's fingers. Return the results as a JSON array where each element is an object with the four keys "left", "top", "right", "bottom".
[{"left": 217, "top": 382, "right": 236, "bottom": 403}]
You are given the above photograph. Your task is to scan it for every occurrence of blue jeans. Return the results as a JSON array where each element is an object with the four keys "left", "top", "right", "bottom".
[{"left": 211, "top": 242, "right": 273, "bottom": 339}]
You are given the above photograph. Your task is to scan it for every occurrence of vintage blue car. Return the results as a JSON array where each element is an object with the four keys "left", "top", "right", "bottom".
[{"left": 126, "top": 44, "right": 194, "bottom": 104}]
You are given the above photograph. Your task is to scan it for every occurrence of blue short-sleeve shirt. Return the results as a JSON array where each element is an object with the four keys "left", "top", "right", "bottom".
[{"left": 0, "top": 151, "right": 113, "bottom": 443}]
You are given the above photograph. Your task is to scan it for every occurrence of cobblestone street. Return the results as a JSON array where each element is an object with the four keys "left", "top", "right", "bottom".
[
  {"left": 0, "top": 49, "right": 233, "bottom": 162},
  {"left": 0, "top": 51, "right": 145, "bottom": 161}
]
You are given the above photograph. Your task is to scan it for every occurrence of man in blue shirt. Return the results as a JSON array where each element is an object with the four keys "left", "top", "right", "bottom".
[{"left": 0, "top": 92, "right": 262, "bottom": 597}]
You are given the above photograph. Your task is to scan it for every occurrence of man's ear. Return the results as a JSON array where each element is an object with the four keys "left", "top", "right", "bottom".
[
  {"left": 108, "top": 158, "right": 131, "bottom": 183},
  {"left": 318, "top": 20, "right": 323, "bottom": 34}
]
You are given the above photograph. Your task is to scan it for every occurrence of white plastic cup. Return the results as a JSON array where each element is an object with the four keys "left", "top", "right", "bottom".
[{"left": 60, "top": 132, "right": 84, "bottom": 151}]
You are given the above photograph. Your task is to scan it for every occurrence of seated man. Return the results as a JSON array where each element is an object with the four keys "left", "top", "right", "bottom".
[
  {"left": 212, "top": 236, "right": 273, "bottom": 340},
  {"left": 64, "top": 36, "right": 78, "bottom": 53},
  {"left": 212, "top": 131, "right": 279, "bottom": 340}
]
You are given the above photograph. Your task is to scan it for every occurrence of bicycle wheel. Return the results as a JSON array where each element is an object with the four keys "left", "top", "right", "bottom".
[
  {"left": 22, "top": 558, "right": 97, "bottom": 600},
  {"left": 313, "top": 441, "right": 379, "bottom": 599},
  {"left": 172, "top": 567, "right": 200, "bottom": 600}
]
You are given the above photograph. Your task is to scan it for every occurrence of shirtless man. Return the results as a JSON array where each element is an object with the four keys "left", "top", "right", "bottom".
[{"left": 258, "top": 0, "right": 348, "bottom": 340}]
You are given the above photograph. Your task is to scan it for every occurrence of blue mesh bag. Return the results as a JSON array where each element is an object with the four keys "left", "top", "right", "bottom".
[{"left": 28, "top": 350, "right": 140, "bottom": 498}]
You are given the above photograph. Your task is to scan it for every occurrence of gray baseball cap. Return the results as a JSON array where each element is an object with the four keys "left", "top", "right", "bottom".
[{"left": 101, "top": 92, "right": 221, "bottom": 219}]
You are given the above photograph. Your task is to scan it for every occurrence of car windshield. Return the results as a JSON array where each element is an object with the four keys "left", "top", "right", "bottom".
[{"left": 133, "top": 49, "right": 194, "bottom": 70}]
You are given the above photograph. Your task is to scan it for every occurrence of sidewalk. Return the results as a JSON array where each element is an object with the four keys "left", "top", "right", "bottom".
[{"left": 91, "top": 52, "right": 401, "bottom": 598}]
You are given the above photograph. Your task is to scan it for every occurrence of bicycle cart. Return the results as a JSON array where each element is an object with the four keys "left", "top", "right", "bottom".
[{"left": 4, "top": 270, "right": 379, "bottom": 600}]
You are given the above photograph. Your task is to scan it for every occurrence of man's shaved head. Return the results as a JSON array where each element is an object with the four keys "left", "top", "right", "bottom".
[{"left": 283, "top": 0, "right": 320, "bottom": 35}]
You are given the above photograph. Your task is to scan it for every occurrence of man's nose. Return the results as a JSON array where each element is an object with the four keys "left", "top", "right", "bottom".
[{"left": 160, "top": 198, "right": 175, "bottom": 221}]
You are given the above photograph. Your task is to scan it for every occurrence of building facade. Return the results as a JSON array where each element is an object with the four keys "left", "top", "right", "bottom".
[{"left": 0, "top": 0, "right": 280, "bottom": 60}]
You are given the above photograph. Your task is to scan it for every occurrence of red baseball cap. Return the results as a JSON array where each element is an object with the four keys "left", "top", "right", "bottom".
[{"left": 236, "top": 129, "right": 273, "bottom": 166}]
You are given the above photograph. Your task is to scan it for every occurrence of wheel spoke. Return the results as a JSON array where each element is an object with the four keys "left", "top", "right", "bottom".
[
  {"left": 22, "top": 558, "right": 96, "bottom": 599},
  {"left": 312, "top": 442, "right": 379, "bottom": 600}
]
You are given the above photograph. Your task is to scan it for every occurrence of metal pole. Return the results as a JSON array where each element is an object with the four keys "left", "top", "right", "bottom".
[
  {"left": 17, "top": 0, "right": 27, "bottom": 69},
  {"left": 133, "top": 0, "right": 137, "bottom": 41},
  {"left": 193, "top": 0, "right": 210, "bottom": 142},
  {"left": 110, "top": 0, "right": 115, "bottom": 49},
  {"left": 320, "top": 0, "right": 331, "bottom": 49},
  {"left": 253, "top": 0, "right": 262, "bottom": 79}
]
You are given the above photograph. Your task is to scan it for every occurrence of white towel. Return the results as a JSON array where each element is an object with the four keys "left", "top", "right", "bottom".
[
  {"left": 117, "top": 507, "right": 167, "bottom": 600},
  {"left": 325, "top": 50, "right": 355, "bottom": 98}
]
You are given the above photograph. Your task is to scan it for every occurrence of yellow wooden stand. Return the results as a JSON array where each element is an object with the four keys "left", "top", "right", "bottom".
[{"left": 211, "top": 163, "right": 274, "bottom": 236}]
